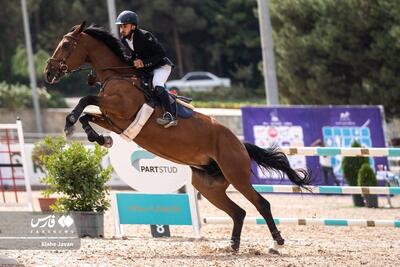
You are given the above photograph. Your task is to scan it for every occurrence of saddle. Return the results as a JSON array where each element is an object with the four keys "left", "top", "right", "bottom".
[
  {"left": 139, "top": 74, "right": 194, "bottom": 119},
  {"left": 88, "top": 72, "right": 194, "bottom": 119}
]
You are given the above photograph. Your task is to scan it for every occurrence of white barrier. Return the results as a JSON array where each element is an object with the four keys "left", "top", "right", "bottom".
[
  {"left": 204, "top": 146, "right": 400, "bottom": 229},
  {"left": 252, "top": 185, "right": 400, "bottom": 195},
  {"left": 203, "top": 217, "right": 400, "bottom": 228},
  {"left": 0, "top": 119, "right": 33, "bottom": 210},
  {"left": 281, "top": 146, "right": 400, "bottom": 157}
]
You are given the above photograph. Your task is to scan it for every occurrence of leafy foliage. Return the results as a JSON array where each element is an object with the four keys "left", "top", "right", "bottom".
[
  {"left": 270, "top": 0, "right": 400, "bottom": 117},
  {"left": 11, "top": 46, "right": 50, "bottom": 81},
  {"left": 0, "top": 0, "right": 264, "bottom": 96},
  {"left": 341, "top": 141, "right": 369, "bottom": 186},
  {"left": 357, "top": 163, "right": 377, "bottom": 186},
  {"left": 39, "top": 137, "right": 112, "bottom": 212},
  {"left": 31, "top": 136, "right": 66, "bottom": 168},
  {"left": 1, "top": 0, "right": 400, "bottom": 115},
  {"left": 0, "top": 82, "right": 67, "bottom": 109}
]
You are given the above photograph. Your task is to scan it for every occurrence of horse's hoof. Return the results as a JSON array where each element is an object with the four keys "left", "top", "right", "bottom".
[
  {"left": 272, "top": 230, "right": 285, "bottom": 246},
  {"left": 276, "top": 238, "right": 285, "bottom": 246},
  {"left": 230, "top": 238, "right": 240, "bottom": 252},
  {"left": 64, "top": 126, "right": 75, "bottom": 139},
  {"left": 103, "top": 136, "right": 113, "bottom": 148},
  {"left": 230, "top": 243, "right": 240, "bottom": 252}
]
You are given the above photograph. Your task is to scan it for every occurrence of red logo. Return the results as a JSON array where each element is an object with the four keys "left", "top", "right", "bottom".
[{"left": 268, "top": 127, "right": 278, "bottom": 138}]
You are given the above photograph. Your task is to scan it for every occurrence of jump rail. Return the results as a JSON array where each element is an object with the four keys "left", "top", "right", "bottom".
[
  {"left": 280, "top": 147, "right": 400, "bottom": 157},
  {"left": 215, "top": 147, "right": 400, "bottom": 229},
  {"left": 203, "top": 217, "right": 400, "bottom": 228},
  {"left": 252, "top": 185, "right": 400, "bottom": 195}
]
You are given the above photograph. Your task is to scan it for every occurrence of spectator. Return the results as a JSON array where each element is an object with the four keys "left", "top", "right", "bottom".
[{"left": 311, "top": 138, "right": 340, "bottom": 185}]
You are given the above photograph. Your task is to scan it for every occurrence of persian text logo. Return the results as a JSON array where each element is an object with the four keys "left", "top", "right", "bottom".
[
  {"left": 31, "top": 214, "right": 74, "bottom": 229},
  {"left": 31, "top": 215, "right": 56, "bottom": 228}
]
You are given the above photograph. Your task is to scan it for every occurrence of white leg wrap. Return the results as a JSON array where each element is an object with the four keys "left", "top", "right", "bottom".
[{"left": 120, "top": 103, "right": 155, "bottom": 141}]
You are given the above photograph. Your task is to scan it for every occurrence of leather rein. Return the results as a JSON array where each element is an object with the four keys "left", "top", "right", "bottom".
[
  {"left": 47, "top": 32, "right": 139, "bottom": 133},
  {"left": 47, "top": 32, "right": 135, "bottom": 77}
]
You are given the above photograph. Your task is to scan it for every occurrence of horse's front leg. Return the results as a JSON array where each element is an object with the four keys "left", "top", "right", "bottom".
[
  {"left": 78, "top": 114, "right": 113, "bottom": 148},
  {"left": 64, "top": 95, "right": 99, "bottom": 137}
]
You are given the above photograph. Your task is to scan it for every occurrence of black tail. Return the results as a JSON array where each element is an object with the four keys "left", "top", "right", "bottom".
[{"left": 244, "top": 142, "right": 312, "bottom": 188}]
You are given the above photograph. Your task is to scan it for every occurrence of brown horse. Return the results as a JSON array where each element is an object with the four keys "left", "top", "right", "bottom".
[{"left": 45, "top": 22, "right": 311, "bottom": 252}]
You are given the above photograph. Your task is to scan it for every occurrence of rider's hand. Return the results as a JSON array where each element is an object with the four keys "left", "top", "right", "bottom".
[{"left": 133, "top": 59, "right": 144, "bottom": 68}]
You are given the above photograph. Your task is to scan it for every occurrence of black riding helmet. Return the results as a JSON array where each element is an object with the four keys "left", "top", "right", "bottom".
[{"left": 115, "top": 10, "right": 139, "bottom": 26}]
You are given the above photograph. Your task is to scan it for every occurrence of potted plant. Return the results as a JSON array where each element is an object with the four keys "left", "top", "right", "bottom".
[
  {"left": 358, "top": 163, "right": 379, "bottom": 208},
  {"left": 341, "top": 141, "right": 369, "bottom": 207},
  {"left": 40, "top": 137, "right": 112, "bottom": 237},
  {"left": 32, "top": 137, "right": 66, "bottom": 211}
]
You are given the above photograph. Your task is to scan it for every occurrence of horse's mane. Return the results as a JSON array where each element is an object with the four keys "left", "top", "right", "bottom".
[{"left": 78, "top": 25, "right": 130, "bottom": 64}]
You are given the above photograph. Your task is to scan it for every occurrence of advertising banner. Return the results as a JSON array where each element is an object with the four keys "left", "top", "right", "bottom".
[
  {"left": 115, "top": 193, "right": 192, "bottom": 225},
  {"left": 241, "top": 106, "right": 387, "bottom": 185},
  {"left": 108, "top": 132, "right": 190, "bottom": 193}
]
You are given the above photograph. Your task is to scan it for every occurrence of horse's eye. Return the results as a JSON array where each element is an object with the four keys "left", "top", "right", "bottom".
[{"left": 62, "top": 42, "right": 70, "bottom": 49}]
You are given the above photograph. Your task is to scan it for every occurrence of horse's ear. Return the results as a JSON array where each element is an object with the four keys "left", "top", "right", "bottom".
[
  {"left": 77, "top": 21, "right": 86, "bottom": 33},
  {"left": 74, "top": 21, "right": 86, "bottom": 34}
]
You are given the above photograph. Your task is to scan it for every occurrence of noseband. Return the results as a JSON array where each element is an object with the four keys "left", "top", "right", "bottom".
[{"left": 47, "top": 33, "right": 81, "bottom": 75}]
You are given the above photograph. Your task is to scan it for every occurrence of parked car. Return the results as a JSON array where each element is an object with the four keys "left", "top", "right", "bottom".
[{"left": 166, "top": 71, "right": 231, "bottom": 92}]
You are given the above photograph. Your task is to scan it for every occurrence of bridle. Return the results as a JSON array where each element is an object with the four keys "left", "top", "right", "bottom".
[
  {"left": 46, "top": 30, "right": 137, "bottom": 83},
  {"left": 46, "top": 33, "right": 81, "bottom": 75}
]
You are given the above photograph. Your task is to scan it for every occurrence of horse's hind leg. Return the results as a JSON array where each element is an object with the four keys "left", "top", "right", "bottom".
[
  {"left": 215, "top": 137, "right": 284, "bottom": 249},
  {"left": 191, "top": 168, "right": 246, "bottom": 251},
  {"left": 78, "top": 114, "right": 113, "bottom": 147}
]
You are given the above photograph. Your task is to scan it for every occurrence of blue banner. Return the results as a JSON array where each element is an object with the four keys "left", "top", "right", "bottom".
[
  {"left": 116, "top": 193, "right": 192, "bottom": 225},
  {"left": 241, "top": 106, "right": 387, "bottom": 185}
]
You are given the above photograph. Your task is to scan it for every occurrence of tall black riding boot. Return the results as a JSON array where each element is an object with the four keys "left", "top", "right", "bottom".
[{"left": 154, "top": 86, "right": 177, "bottom": 128}]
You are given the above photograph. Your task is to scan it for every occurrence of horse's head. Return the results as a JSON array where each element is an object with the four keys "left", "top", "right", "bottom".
[{"left": 44, "top": 21, "right": 87, "bottom": 84}]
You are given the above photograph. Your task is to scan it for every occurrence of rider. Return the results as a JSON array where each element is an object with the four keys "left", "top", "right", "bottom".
[{"left": 115, "top": 10, "right": 177, "bottom": 128}]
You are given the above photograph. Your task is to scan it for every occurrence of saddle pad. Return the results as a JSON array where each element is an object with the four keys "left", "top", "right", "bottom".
[
  {"left": 173, "top": 102, "right": 193, "bottom": 119},
  {"left": 121, "top": 103, "right": 155, "bottom": 141}
]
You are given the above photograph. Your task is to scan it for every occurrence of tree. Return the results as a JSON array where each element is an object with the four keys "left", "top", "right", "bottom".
[
  {"left": 117, "top": 0, "right": 263, "bottom": 88},
  {"left": 1, "top": 0, "right": 265, "bottom": 93},
  {"left": 0, "top": 1, "right": 24, "bottom": 81},
  {"left": 198, "top": 0, "right": 263, "bottom": 89},
  {"left": 117, "top": 0, "right": 207, "bottom": 77},
  {"left": 270, "top": 0, "right": 400, "bottom": 117},
  {"left": 11, "top": 46, "right": 50, "bottom": 83}
]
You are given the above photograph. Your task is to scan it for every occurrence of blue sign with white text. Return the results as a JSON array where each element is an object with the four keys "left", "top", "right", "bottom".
[{"left": 116, "top": 193, "right": 192, "bottom": 225}]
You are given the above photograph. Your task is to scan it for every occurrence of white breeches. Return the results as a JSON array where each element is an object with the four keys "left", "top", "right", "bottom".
[{"left": 152, "top": 64, "right": 172, "bottom": 88}]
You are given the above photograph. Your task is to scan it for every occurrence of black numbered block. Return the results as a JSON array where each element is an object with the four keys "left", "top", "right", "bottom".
[{"left": 150, "top": 225, "right": 170, "bottom": 238}]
